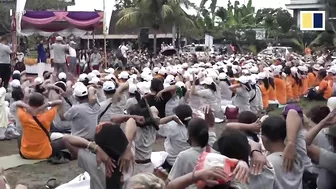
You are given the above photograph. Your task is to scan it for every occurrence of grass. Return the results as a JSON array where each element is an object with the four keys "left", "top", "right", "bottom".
[{"left": 269, "top": 99, "right": 327, "bottom": 116}]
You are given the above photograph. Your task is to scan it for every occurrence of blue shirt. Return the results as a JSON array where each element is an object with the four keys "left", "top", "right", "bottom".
[{"left": 37, "top": 44, "right": 47, "bottom": 63}]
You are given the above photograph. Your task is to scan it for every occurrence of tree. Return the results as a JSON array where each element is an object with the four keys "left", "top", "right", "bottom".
[
  {"left": 0, "top": 5, "right": 11, "bottom": 35},
  {"left": 25, "top": 0, "right": 71, "bottom": 10},
  {"left": 199, "top": 0, "right": 217, "bottom": 20},
  {"left": 116, "top": 0, "right": 193, "bottom": 55},
  {"left": 276, "top": 9, "right": 294, "bottom": 33}
]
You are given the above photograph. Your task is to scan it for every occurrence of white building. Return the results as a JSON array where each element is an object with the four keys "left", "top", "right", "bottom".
[{"left": 286, "top": 0, "right": 335, "bottom": 31}]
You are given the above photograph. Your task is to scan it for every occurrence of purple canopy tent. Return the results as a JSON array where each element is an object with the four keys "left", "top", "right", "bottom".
[{"left": 19, "top": 11, "right": 103, "bottom": 37}]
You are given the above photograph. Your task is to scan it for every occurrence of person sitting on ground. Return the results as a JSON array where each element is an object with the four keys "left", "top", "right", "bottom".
[
  {"left": 14, "top": 92, "right": 64, "bottom": 159},
  {"left": 62, "top": 120, "right": 135, "bottom": 189}
]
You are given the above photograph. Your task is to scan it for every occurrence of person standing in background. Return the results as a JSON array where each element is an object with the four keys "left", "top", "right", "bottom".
[
  {"left": 51, "top": 36, "right": 69, "bottom": 75},
  {"left": 90, "top": 48, "right": 102, "bottom": 70},
  {"left": 37, "top": 39, "right": 47, "bottom": 78},
  {"left": 0, "top": 37, "right": 13, "bottom": 90},
  {"left": 68, "top": 41, "right": 77, "bottom": 76}
]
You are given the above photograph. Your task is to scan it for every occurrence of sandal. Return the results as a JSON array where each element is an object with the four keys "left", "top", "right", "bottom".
[{"left": 37, "top": 178, "right": 59, "bottom": 189}]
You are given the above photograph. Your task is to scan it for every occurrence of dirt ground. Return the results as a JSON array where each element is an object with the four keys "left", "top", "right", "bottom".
[{"left": 0, "top": 99, "right": 323, "bottom": 188}]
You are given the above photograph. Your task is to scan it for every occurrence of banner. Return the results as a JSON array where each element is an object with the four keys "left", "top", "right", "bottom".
[{"left": 204, "top": 34, "right": 213, "bottom": 48}]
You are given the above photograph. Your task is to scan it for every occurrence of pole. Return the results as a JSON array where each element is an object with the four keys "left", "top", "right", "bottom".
[{"left": 103, "top": 0, "right": 107, "bottom": 70}]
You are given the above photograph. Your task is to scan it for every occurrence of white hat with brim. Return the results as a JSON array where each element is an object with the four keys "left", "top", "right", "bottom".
[
  {"left": 10, "top": 79, "right": 21, "bottom": 88},
  {"left": 103, "top": 81, "right": 116, "bottom": 91},
  {"left": 73, "top": 84, "right": 88, "bottom": 97},
  {"left": 200, "top": 77, "right": 214, "bottom": 85},
  {"left": 88, "top": 77, "right": 100, "bottom": 84}
]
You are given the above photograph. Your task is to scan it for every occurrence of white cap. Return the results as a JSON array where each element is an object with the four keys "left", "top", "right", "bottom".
[
  {"left": 103, "top": 81, "right": 116, "bottom": 91},
  {"left": 175, "top": 81, "right": 185, "bottom": 88},
  {"left": 164, "top": 75, "right": 175, "bottom": 84},
  {"left": 58, "top": 72, "right": 67, "bottom": 80},
  {"left": 78, "top": 73, "right": 88, "bottom": 82},
  {"left": 129, "top": 84, "right": 137, "bottom": 94},
  {"left": 137, "top": 81, "right": 151, "bottom": 94},
  {"left": 104, "top": 68, "right": 115, "bottom": 74},
  {"left": 92, "top": 70, "right": 100, "bottom": 76},
  {"left": 237, "top": 75, "right": 249, "bottom": 84},
  {"left": 200, "top": 77, "right": 214, "bottom": 85},
  {"left": 34, "top": 77, "right": 44, "bottom": 85},
  {"left": 73, "top": 84, "right": 88, "bottom": 97},
  {"left": 242, "top": 69, "right": 250, "bottom": 75},
  {"left": 69, "top": 41, "right": 76, "bottom": 45},
  {"left": 56, "top": 36, "right": 63, "bottom": 41},
  {"left": 89, "top": 77, "right": 100, "bottom": 84},
  {"left": 313, "top": 64, "right": 321, "bottom": 71},
  {"left": 249, "top": 67, "right": 259, "bottom": 74},
  {"left": 104, "top": 74, "right": 113, "bottom": 80},
  {"left": 258, "top": 72, "right": 267, "bottom": 80},
  {"left": 158, "top": 68, "right": 167, "bottom": 75},
  {"left": 290, "top": 67, "right": 298, "bottom": 74},
  {"left": 13, "top": 70, "right": 20, "bottom": 75},
  {"left": 182, "top": 63, "right": 188, "bottom": 68},
  {"left": 88, "top": 72, "right": 96, "bottom": 81},
  {"left": 327, "top": 97, "right": 336, "bottom": 111},
  {"left": 153, "top": 67, "right": 160, "bottom": 73},
  {"left": 218, "top": 72, "right": 227, "bottom": 80},
  {"left": 118, "top": 71, "right": 129, "bottom": 79},
  {"left": 327, "top": 67, "right": 336, "bottom": 74},
  {"left": 72, "top": 81, "right": 85, "bottom": 89},
  {"left": 10, "top": 79, "right": 21, "bottom": 88}
]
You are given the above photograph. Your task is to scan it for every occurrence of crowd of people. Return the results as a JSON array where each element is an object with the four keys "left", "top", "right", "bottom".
[{"left": 0, "top": 35, "right": 336, "bottom": 189}]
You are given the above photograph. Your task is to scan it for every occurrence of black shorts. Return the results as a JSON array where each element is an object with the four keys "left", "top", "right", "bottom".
[{"left": 19, "top": 137, "right": 65, "bottom": 159}]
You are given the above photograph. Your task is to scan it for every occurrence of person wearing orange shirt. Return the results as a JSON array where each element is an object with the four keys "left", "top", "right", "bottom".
[
  {"left": 307, "top": 68, "right": 317, "bottom": 88},
  {"left": 268, "top": 76, "right": 276, "bottom": 100},
  {"left": 258, "top": 72, "right": 270, "bottom": 109},
  {"left": 298, "top": 66, "right": 309, "bottom": 96},
  {"left": 15, "top": 93, "right": 64, "bottom": 159},
  {"left": 308, "top": 69, "right": 333, "bottom": 100},
  {"left": 283, "top": 66, "right": 294, "bottom": 102},
  {"left": 274, "top": 71, "right": 287, "bottom": 105}
]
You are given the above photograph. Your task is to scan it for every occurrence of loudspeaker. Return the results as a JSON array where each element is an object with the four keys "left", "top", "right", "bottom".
[{"left": 139, "top": 27, "right": 149, "bottom": 43}]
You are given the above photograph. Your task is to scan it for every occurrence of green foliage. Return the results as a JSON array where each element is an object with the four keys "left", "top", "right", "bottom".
[
  {"left": 116, "top": 0, "right": 194, "bottom": 54},
  {"left": 0, "top": 5, "right": 11, "bottom": 35},
  {"left": 25, "top": 0, "right": 70, "bottom": 10}
]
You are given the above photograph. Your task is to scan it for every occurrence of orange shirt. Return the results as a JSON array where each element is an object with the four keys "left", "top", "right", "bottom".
[
  {"left": 301, "top": 78, "right": 309, "bottom": 96},
  {"left": 18, "top": 107, "right": 57, "bottom": 159},
  {"left": 268, "top": 86, "right": 276, "bottom": 101},
  {"left": 319, "top": 79, "right": 333, "bottom": 99},
  {"left": 274, "top": 77, "right": 287, "bottom": 104},
  {"left": 285, "top": 77, "right": 293, "bottom": 101},
  {"left": 289, "top": 76, "right": 299, "bottom": 99},
  {"left": 307, "top": 72, "right": 316, "bottom": 88},
  {"left": 259, "top": 83, "right": 269, "bottom": 109}
]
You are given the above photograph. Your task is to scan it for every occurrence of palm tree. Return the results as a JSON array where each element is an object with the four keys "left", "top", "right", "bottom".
[
  {"left": 116, "top": 0, "right": 193, "bottom": 55},
  {"left": 199, "top": 0, "right": 217, "bottom": 20}
]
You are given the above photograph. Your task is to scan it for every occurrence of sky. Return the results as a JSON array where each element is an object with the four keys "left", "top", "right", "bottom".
[{"left": 68, "top": 0, "right": 291, "bottom": 12}]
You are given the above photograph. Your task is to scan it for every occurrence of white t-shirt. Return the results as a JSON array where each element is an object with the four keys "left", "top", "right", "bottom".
[
  {"left": 120, "top": 45, "right": 128, "bottom": 58},
  {"left": 69, "top": 47, "right": 76, "bottom": 57}
]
